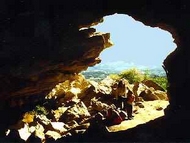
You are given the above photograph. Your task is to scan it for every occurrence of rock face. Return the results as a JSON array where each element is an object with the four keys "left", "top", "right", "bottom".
[
  {"left": 0, "top": 16, "right": 113, "bottom": 102},
  {"left": 5, "top": 76, "right": 168, "bottom": 142},
  {"left": 1, "top": 0, "right": 190, "bottom": 142}
]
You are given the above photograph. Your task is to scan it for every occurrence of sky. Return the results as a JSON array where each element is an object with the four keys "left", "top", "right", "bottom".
[{"left": 92, "top": 13, "right": 177, "bottom": 68}]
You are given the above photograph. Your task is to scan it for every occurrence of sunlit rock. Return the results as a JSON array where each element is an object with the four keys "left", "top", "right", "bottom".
[
  {"left": 34, "top": 123, "right": 45, "bottom": 141},
  {"left": 45, "top": 130, "right": 61, "bottom": 141},
  {"left": 18, "top": 124, "right": 32, "bottom": 141},
  {"left": 153, "top": 90, "right": 168, "bottom": 101},
  {"left": 142, "top": 80, "right": 165, "bottom": 91},
  {"left": 133, "top": 82, "right": 168, "bottom": 101},
  {"left": 22, "top": 112, "right": 35, "bottom": 123},
  {"left": 60, "top": 100, "right": 90, "bottom": 122},
  {"left": 52, "top": 107, "right": 68, "bottom": 121},
  {"left": 50, "top": 122, "right": 67, "bottom": 133},
  {"left": 36, "top": 114, "right": 51, "bottom": 125},
  {"left": 46, "top": 74, "right": 90, "bottom": 100},
  {"left": 90, "top": 97, "right": 110, "bottom": 111}
]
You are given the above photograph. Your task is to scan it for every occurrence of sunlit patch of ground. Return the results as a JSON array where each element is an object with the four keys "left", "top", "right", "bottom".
[{"left": 107, "top": 100, "right": 169, "bottom": 132}]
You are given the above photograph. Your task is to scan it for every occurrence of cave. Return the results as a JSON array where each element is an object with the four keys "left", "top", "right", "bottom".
[{"left": 1, "top": 0, "right": 190, "bottom": 142}]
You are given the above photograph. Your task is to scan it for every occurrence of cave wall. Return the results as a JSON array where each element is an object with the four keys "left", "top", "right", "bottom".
[
  {"left": 1, "top": 0, "right": 190, "bottom": 141},
  {"left": 0, "top": 0, "right": 113, "bottom": 102}
]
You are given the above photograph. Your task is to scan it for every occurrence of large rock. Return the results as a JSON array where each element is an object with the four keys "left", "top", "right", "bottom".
[
  {"left": 142, "top": 80, "right": 165, "bottom": 91},
  {"left": 0, "top": 24, "right": 113, "bottom": 107}
]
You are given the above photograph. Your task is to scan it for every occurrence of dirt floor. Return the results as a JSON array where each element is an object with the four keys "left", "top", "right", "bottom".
[{"left": 107, "top": 100, "right": 169, "bottom": 132}]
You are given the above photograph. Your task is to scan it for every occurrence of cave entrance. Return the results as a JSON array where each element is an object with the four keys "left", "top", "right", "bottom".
[{"left": 82, "top": 13, "right": 177, "bottom": 131}]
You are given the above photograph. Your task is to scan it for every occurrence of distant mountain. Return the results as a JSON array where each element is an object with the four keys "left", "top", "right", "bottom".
[{"left": 81, "top": 61, "right": 166, "bottom": 81}]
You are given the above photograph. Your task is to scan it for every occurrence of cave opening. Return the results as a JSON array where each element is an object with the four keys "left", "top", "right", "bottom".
[
  {"left": 3, "top": 12, "right": 180, "bottom": 142},
  {"left": 82, "top": 13, "right": 177, "bottom": 130},
  {"left": 2, "top": 0, "right": 190, "bottom": 141}
]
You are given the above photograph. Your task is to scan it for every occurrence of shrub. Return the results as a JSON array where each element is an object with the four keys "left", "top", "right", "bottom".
[
  {"left": 34, "top": 105, "right": 49, "bottom": 115},
  {"left": 109, "top": 74, "right": 120, "bottom": 80},
  {"left": 109, "top": 68, "right": 168, "bottom": 90},
  {"left": 119, "top": 68, "right": 144, "bottom": 84}
]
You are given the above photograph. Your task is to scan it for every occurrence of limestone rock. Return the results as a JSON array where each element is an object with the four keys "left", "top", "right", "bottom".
[
  {"left": 45, "top": 130, "right": 61, "bottom": 140},
  {"left": 142, "top": 80, "right": 165, "bottom": 91}
]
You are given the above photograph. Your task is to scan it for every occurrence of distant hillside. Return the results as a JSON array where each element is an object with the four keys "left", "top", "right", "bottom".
[{"left": 81, "top": 61, "right": 166, "bottom": 81}]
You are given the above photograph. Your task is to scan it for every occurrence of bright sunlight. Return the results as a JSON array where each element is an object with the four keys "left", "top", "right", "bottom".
[{"left": 92, "top": 13, "right": 177, "bottom": 68}]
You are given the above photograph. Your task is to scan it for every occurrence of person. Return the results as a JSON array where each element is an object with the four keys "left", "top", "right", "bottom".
[
  {"left": 116, "top": 79, "right": 127, "bottom": 110},
  {"left": 125, "top": 89, "right": 135, "bottom": 120}
]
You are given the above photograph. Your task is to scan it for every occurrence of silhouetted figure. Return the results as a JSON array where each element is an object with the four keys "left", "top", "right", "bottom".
[
  {"left": 116, "top": 79, "right": 127, "bottom": 110},
  {"left": 125, "top": 90, "right": 135, "bottom": 120}
]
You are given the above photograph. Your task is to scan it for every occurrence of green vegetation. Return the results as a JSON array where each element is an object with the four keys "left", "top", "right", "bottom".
[
  {"left": 109, "top": 68, "right": 168, "bottom": 91},
  {"left": 34, "top": 105, "right": 49, "bottom": 115},
  {"left": 148, "top": 75, "right": 168, "bottom": 91},
  {"left": 119, "top": 68, "right": 144, "bottom": 84}
]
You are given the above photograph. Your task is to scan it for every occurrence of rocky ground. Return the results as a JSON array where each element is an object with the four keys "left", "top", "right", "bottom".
[
  {"left": 107, "top": 100, "right": 169, "bottom": 132},
  {"left": 3, "top": 75, "right": 169, "bottom": 142}
]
